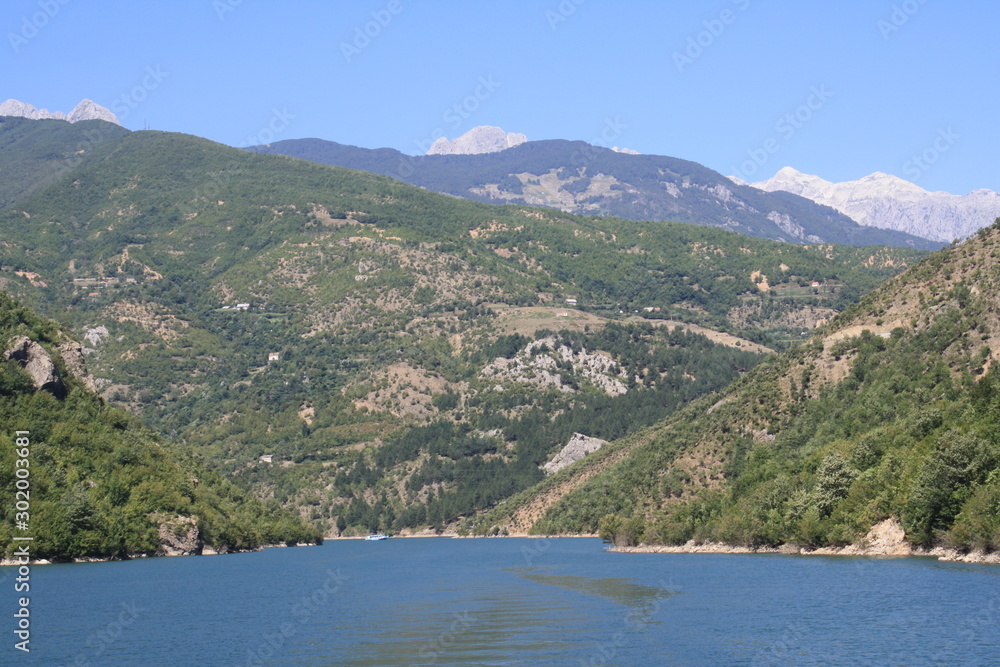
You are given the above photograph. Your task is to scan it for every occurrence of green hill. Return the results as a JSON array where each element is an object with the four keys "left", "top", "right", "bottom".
[
  {"left": 0, "top": 292, "right": 320, "bottom": 561},
  {"left": 0, "top": 121, "right": 929, "bottom": 536},
  {"left": 485, "top": 223, "right": 1000, "bottom": 558},
  {"left": 0, "top": 116, "right": 129, "bottom": 208}
]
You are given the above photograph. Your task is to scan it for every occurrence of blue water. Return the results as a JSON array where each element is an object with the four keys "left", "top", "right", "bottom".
[{"left": 1, "top": 537, "right": 998, "bottom": 665}]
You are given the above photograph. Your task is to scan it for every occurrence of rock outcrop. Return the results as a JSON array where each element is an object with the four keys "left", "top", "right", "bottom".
[
  {"left": 58, "top": 340, "right": 98, "bottom": 393},
  {"left": 156, "top": 515, "right": 200, "bottom": 557},
  {"left": 481, "top": 336, "right": 630, "bottom": 396},
  {"left": 543, "top": 433, "right": 608, "bottom": 475},
  {"left": 0, "top": 98, "right": 121, "bottom": 125},
  {"left": 66, "top": 99, "right": 121, "bottom": 125},
  {"left": 427, "top": 125, "right": 527, "bottom": 155},
  {"left": 3, "top": 336, "right": 66, "bottom": 398},
  {"left": 751, "top": 166, "right": 1000, "bottom": 243}
]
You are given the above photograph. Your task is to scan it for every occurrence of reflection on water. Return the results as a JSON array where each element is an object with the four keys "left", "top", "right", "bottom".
[
  {"left": 342, "top": 581, "right": 594, "bottom": 665},
  {"left": 16, "top": 537, "right": 1000, "bottom": 666},
  {"left": 510, "top": 567, "right": 677, "bottom": 611},
  {"left": 340, "top": 567, "right": 678, "bottom": 666}
]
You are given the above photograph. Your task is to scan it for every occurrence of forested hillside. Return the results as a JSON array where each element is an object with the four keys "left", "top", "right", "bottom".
[
  {"left": 0, "top": 293, "right": 320, "bottom": 560},
  {"left": 488, "top": 222, "right": 1000, "bottom": 557},
  {"left": 0, "top": 121, "right": 928, "bottom": 535},
  {"left": 0, "top": 116, "right": 128, "bottom": 208}
]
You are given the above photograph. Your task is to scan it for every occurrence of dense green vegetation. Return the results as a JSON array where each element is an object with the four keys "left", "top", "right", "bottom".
[
  {"left": 0, "top": 120, "right": 928, "bottom": 537},
  {"left": 510, "top": 224, "right": 1000, "bottom": 555},
  {"left": 0, "top": 116, "right": 129, "bottom": 208},
  {"left": 309, "top": 323, "right": 764, "bottom": 534},
  {"left": 0, "top": 293, "right": 321, "bottom": 560},
  {"left": 249, "top": 137, "right": 941, "bottom": 249}
]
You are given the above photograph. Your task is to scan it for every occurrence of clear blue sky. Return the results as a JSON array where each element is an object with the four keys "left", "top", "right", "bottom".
[{"left": 3, "top": 0, "right": 996, "bottom": 194}]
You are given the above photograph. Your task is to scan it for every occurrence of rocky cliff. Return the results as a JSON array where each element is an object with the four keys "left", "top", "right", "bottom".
[
  {"left": 543, "top": 433, "right": 608, "bottom": 475},
  {"left": 3, "top": 335, "right": 66, "bottom": 398},
  {"left": 427, "top": 125, "right": 527, "bottom": 155},
  {"left": 752, "top": 166, "right": 1000, "bottom": 243},
  {"left": 0, "top": 99, "right": 121, "bottom": 125}
]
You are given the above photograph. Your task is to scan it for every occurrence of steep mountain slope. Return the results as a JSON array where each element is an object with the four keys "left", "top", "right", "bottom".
[
  {"left": 0, "top": 292, "right": 321, "bottom": 561},
  {"left": 0, "top": 116, "right": 129, "bottom": 208},
  {"left": 753, "top": 166, "right": 1000, "bottom": 243},
  {"left": 484, "top": 223, "right": 1000, "bottom": 559},
  {"left": 0, "top": 122, "right": 928, "bottom": 536},
  {"left": 248, "top": 138, "right": 940, "bottom": 250}
]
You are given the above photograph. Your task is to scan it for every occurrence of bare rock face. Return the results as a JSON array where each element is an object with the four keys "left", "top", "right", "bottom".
[
  {"left": 858, "top": 517, "right": 910, "bottom": 555},
  {"left": 0, "top": 98, "right": 121, "bottom": 125},
  {"left": 57, "top": 340, "right": 98, "bottom": 393},
  {"left": 752, "top": 166, "right": 1000, "bottom": 243},
  {"left": 3, "top": 336, "right": 66, "bottom": 398},
  {"left": 157, "top": 515, "right": 200, "bottom": 557},
  {"left": 67, "top": 99, "right": 121, "bottom": 125},
  {"left": 0, "top": 99, "right": 55, "bottom": 119},
  {"left": 481, "top": 335, "right": 630, "bottom": 396},
  {"left": 427, "top": 126, "right": 527, "bottom": 155},
  {"left": 542, "top": 432, "right": 608, "bottom": 475}
]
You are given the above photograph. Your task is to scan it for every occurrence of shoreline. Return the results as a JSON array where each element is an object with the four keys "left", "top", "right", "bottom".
[
  {"left": 606, "top": 519, "right": 1000, "bottom": 565},
  {"left": 0, "top": 541, "right": 321, "bottom": 567},
  {"left": 8, "top": 529, "right": 997, "bottom": 566},
  {"left": 608, "top": 540, "right": 1000, "bottom": 564}
]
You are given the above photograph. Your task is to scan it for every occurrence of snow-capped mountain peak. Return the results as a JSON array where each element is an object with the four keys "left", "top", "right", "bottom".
[{"left": 750, "top": 167, "right": 1000, "bottom": 243}]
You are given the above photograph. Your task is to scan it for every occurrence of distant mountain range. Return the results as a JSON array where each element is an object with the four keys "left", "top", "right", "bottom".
[
  {"left": 749, "top": 167, "right": 1000, "bottom": 244},
  {"left": 249, "top": 131, "right": 939, "bottom": 250},
  {"left": 0, "top": 98, "right": 121, "bottom": 125}
]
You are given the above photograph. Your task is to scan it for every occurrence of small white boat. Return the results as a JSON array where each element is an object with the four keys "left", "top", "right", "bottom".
[{"left": 365, "top": 533, "right": 388, "bottom": 541}]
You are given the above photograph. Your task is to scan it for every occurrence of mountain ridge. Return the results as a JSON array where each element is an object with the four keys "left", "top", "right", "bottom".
[
  {"left": 0, "top": 98, "right": 121, "bottom": 125},
  {"left": 752, "top": 166, "right": 1000, "bottom": 243},
  {"left": 248, "top": 137, "right": 941, "bottom": 250},
  {"left": 427, "top": 125, "right": 527, "bottom": 155}
]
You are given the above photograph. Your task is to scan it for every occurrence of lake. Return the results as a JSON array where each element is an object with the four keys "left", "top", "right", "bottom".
[{"left": 3, "top": 537, "right": 999, "bottom": 665}]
